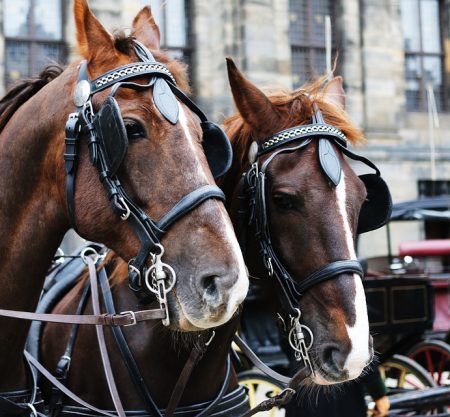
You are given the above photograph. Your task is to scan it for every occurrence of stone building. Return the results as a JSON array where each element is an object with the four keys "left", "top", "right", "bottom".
[{"left": 0, "top": 0, "right": 449, "bottom": 256}]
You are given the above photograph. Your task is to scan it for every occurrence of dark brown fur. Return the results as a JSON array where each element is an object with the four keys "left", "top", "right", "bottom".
[
  {"left": 39, "top": 62, "right": 373, "bottom": 411},
  {"left": 0, "top": 0, "right": 245, "bottom": 394}
]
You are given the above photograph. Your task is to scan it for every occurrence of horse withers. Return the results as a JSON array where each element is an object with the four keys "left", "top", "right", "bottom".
[{"left": 0, "top": 0, "right": 248, "bottom": 404}]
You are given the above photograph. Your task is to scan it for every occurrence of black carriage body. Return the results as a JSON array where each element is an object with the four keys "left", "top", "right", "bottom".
[{"left": 364, "top": 276, "right": 435, "bottom": 359}]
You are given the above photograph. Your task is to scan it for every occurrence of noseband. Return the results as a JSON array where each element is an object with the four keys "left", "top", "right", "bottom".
[
  {"left": 64, "top": 41, "right": 232, "bottom": 326},
  {"left": 237, "top": 102, "right": 392, "bottom": 373}
]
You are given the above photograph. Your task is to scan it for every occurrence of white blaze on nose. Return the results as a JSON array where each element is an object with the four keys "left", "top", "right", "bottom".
[
  {"left": 177, "top": 103, "right": 249, "bottom": 325},
  {"left": 178, "top": 103, "right": 209, "bottom": 183},
  {"left": 335, "top": 171, "right": 371, "bottom": 378}
]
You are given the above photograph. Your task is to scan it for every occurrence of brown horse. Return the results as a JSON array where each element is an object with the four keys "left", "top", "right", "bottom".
[
  {"left": 38, "top": 61, "right": 391, "bottom": 414},
  {"left": 224, "top": 59, "right": 389, "bottom": 385},
  {"left": 0, "top": 0, "right": 247, "bottom": 401}
]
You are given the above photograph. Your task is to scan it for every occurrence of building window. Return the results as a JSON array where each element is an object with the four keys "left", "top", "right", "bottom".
[
  {"left": 401, "top": 0, "right": 444, "bottom": 112},
  {"left": 141, "top": 0, "right": 193, "bottom": 71},
  {"left": 289, "top": 0, "right": 336, "bottom": 88},
  {"left": 4, "top": 0, "right": 66, "bottom": 88}
]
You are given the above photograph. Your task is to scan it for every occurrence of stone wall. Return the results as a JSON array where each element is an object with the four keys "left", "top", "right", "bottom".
[{"left": 0, "top": 0, "right": 448, "bottom": 256}]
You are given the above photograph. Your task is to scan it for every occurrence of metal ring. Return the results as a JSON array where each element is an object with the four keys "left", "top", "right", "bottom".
[
  {"left": 288, "top": 324, "right": 314, "bottom": 352},
  {"left": 80, "top": 247, "right": 99, "bottom": 265},
  {"left": 144, "top": 263, "right": 177, "bottom": 294}
]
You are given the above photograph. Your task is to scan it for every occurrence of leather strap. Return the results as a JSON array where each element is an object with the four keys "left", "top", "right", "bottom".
[
  {"left": 87, "top": 256, "right": 126, "bottom": 417},
  {"left": 98, "top": 268, "right": 163, "bottom": 417},
  {"left": 157, "top": 185, "right": 225, "bottom": 231},
  {"left": 0, "top": 306, "right": 165, "bottom": 326},
  {"left": 165, "top": 345, "right": 207, "bottom": 417},
  {"left": 239, "top": 388, "right": 296, "bottom": 417},
  {"left": 57, "top": 386, "right": 249, "bottom": 417},
  {"left": 233, "top": 335, "right": 291, "bottom": 385},
  {"left": 295, "top": 259, "right": 364, "bottom": 294},
  {"left": 24, "top": 352, "right": 119, "bottom": 417}
]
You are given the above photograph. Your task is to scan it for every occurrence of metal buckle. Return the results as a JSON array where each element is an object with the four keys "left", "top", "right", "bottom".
[{"left": 120, "top": 310, "right": 137, "bottom": 326}]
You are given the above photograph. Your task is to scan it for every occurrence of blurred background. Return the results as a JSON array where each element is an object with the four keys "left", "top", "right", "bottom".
[{"left": 0, "top": 0, "right": 449, "bottom": 257}]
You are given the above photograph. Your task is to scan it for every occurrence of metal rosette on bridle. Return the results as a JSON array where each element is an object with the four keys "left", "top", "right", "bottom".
[{"left": 144, "top": 244, "right": 176, "bottom": 326}]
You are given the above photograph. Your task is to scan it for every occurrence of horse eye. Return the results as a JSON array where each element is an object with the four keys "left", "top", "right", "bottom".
[
  {"left": 124, "top": 119, "right": 146, "bottom": 140},
  {"left": 272, "top": 193, "right": 296, "bottom": 211}
]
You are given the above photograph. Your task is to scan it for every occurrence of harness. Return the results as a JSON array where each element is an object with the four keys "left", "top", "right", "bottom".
[
  {"left": 64, "top": 40, "right": 233, "bottom": 324},
  {"left": 0, "top": 41, "right": 235, "bottom": 416},
  {"left": 236, "top": 102, "right": 392, "bottom": 375},
  {"left": 25, "top": 247, "right": 248, "bottom": 417}
]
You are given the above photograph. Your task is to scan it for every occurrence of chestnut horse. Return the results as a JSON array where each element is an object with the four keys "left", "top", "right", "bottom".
[
  {"left": 37, "top": 61, "right": 391, "bottom": 414},
  {"left": 0, "top": 0, "right": 248, "bottom": 408}
]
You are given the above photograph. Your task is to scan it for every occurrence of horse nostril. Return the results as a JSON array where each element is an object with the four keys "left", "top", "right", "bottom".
[
  {"left": 201, "top": 275, "right": 218, "bottom": 298},
  {"left": 321, "top": 344, "right": 346, "bottom": 376}
]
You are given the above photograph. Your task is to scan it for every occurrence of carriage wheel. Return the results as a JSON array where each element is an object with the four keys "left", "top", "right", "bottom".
[
  {"left": 238, "top": 370, "right": 285, "bottom": 417},
  {"left": 407, "top": 340, "right": 450, "bottom": 386},
  {"left": 380, "top": 354, "right": 437, "bottom": 392},
  {"left": 380, "top": 355, "right": 444, "bottom": 415}
]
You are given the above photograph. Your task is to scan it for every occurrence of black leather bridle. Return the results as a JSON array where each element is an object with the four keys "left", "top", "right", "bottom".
[
  {"left": 237, "top": 102, "right": 392, "bottom": 372},
  {"left": 64, "top": 41, "right": 231, "bottom": 325}
]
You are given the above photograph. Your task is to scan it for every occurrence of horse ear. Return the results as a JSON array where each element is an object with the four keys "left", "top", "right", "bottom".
[
  {"left": 323, "top": 76, "right": 346, "bottom": 110},
  {"left": 226, "top": 57, "right": 282, "bottom": 139},
  {"left": 132, "top": 6, "right": 161, "bottom": 50},
  {"left": 74, "top": 0, "right": 115, "bottom": 61}
]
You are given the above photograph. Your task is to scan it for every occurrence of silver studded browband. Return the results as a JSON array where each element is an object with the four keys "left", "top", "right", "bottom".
[
  {"left": 90, "top": 62, "right": 176, "bottom": 95},
  {"left": 259, "top": 124, "right": 347, "bottom": 155}
]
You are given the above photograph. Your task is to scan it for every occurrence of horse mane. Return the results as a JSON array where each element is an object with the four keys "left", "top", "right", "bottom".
[
  {"left": 0, "top": 64, "right": 64, "bottom": 133},
  {"left": 224, "top": 75, "right": 365, "bottom": 170}
]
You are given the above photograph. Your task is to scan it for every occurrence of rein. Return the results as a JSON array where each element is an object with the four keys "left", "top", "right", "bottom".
[{"left": 14, "top": 248, "right": 243, "bottom": 417}]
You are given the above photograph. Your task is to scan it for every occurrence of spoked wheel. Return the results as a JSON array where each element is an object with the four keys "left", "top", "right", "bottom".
[
  {"left": 407, "top": 340, "right": 450, "bottom": 386},
  {"left": 238, "top": 370, "right": 285, "bottom": 417},
  {"left": 381, "top": 354, "right": 445, "bottom": 416},
  {"left": 381, "top": 354, "right": 437, "bottom": 392}
]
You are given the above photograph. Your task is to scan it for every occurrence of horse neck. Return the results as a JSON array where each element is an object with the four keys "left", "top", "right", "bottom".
[{"left": 0, "top": 67, "right": 74, "bottom": 390}]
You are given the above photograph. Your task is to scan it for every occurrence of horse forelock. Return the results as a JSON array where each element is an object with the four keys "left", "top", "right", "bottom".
[
  {"left": 224, "top": 75, "right": 365, "bottom": 174},
  {"left": 111, "top": 30, "right": 190, "bottom": 93}
]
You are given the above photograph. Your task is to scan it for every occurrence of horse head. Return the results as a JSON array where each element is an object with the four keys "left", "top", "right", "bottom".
[
  {"left": 224, "top": 59, "right": 391, "bottom": 385},
  {"left": 56, "top": 2, "right": 248, "bottom": 331}
]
